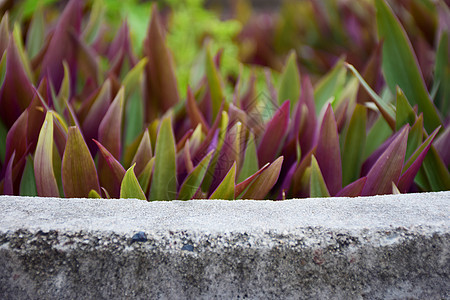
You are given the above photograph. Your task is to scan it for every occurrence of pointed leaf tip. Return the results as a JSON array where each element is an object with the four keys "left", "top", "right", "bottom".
[
  {"left": 179, "top": 151, "right": 214, "bottom": 200},
  {"left": 257, "top": 101, "right": 290, "bottom": 166},
  {"left": 310, "top": 155, "right": 331, "bottom": 198},
  {"left": 120, "top": 164, "right": 147, "bottom": 200},
  {"left": 210, "top": 162, "right": 236, "bottom": 200},
  {"left": 34, "top": 112, "right": 59, "bottom": 197},
  {"left": 362, "top": 125, "right": 409, "bottom": 196},
  {"left": 242, "top": 156, "right": 284, "bottom": 200},
  {"left": 278, "top": 50, "right": 301, "bottom": 108},
  {"left": 376, "top": 0, "right": 442, "bottom": 132},
  {"left": 62, "top": 126, "right": 100, "bottom": 198},
  {"left": 315, "top": 104, "right": 342, "bottom": 195}
]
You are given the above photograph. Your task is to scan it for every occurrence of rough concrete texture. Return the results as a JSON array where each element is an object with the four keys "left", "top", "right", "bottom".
[{"left": 0, "top": 192, "right": 449, "bottom": 299}]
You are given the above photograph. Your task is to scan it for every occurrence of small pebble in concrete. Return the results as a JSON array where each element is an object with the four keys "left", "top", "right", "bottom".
[
  {"left": 181, "top": 244, "right": 194, "bottom": 251},
  {"left": 131, "top": 231, "right": 147, "bottom": 243}
]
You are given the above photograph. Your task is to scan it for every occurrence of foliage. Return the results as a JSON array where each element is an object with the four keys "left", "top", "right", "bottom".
[{"left": 0, "top": 0, "right": 448, "bottom": 201}]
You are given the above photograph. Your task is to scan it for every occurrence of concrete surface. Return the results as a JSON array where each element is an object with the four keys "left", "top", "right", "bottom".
[{"left": 0, "top": 192, "right": 449, "bottom": 299}]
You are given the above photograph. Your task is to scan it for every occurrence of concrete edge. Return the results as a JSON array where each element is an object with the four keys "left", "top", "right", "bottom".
[{"left": 1, "top": 192, "right": 449, "bottom": 299}]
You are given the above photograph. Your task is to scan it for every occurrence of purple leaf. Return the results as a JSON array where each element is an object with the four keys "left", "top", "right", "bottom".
[
  {"left": 26, "top": 79, "right": 48, "bottom": 153},
  {"left": 315, "top": 104, "right": 342, "bottom": 196},
  {"left": 81, "top": 80, "right": 112, "bottom": 154},
  {"left": 433, "top": 126, "right": 449, "bottom": 167},
  {"left": 186, "top": 86, "right": 209, "bottom": 133},
  {"left": 210, "top": 121, "right": 241, "bottom": 193},
  {"left": 93, "top": 139, "right": 126, "bottom": 198},
  {"left": 131, "top": 129, "right": 152, "bottom": 177},
  {"left": 361, "top": 125, "right": 409, "bottom": 196},
  {"left": 98, "top": 87, "right": 124, "bottom": 159},
  {"left": 278, "top": 161, "right": 297, "bottom": 199},
  {"left": 361, "top": 129, "right": 403, "bottom": 177},
  {"left": 143, "top": 4, "right": 180, "bottom": 123},
  {"left": 3, "top": 151, "right": 15, "bottom": 195},
  {"left": 0, "top": 36, "right": 34, "bottom": 128},
  {"left": 4, "top": 109, "right": 28, "bottom": 170},
  {"left": 176, "top": 129, "right": 194, "bottom": 153},
  {"left": 298, "top": 75, "right": 318, "bottom": 155},
  {"left": 69, "top": 30, "right": 99, "bottom": 85},
  {"left": 96, "top": 87, "right": 125, "bottom": 197},
  {"left": 291, "top": 147, "right": 316, "bottom": 197},
  {"left": 39, "top": 0, "right": 82, "bottom": 92},
  {"left": 336, "top": 177, "right": 367, "bottom": 197},
  {"left": 235, "top": 162, "right": 269, "bottom": 198},
  {"left": 257, "top": 100, "right": 290, "bottom": 167},
  {"left": 397, "top": 127, "right": 440, "bottom": 193},
  {"left": 241, "top": 156, "right": 284, "bottom": 200}
]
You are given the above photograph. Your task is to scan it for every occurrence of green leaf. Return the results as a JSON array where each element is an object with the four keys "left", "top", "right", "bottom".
[
  {"left": 123, "top": 57, "right": 148, "bottom": 100},
  {"left": 125, "top": 91, "right": 144, "bottom": 146},
  {"left": 278, "top": 50, "right": 301, "bottom": 109},
  {"left": 210, "top": 162, "right": 236, "bottom": 200},
  {"left": 342, "top": 104, "right": 367, "bottom": 186},
  {"left": 26, "top": 2, "right": 45, "bottom": 58},
  {"left": 375, "top": 0, "right": 442, "bottom": 132},
  {"left": 88, "top": 189, "right": 101, "bottom": 198},
  {"left": 395, "top": 87, "right": 416, "bottom": 130},
  {"left": 364, "top": 116, "right": 393, "bottom": 160},
  {"left": 138, "top": 157, "right": 155, "bottom": 195},
  {"left": 19, "top": 155, "right": 37, "bottom": 196},
  {"left": 12, "top": 24, "right": 33, "bottom": 83},
  {"left": 242, "top": 156, "right": 284, "bottom": 200},
  {"left": 314, "top": 58, "right": 346, "bottom": 111},
  {"left": 20, "top": 0, "right": 58, "bottom": 19},
  {"left": 34, "top": 112, "right": 59, "bottom": 197},
  {"left": 123, "top": 59, "right": 147, "bottom": 146},
  {"left": 0, "top": 13, "right": 9, "bottom": 55},
  {"left": 179, "top": 151, "right": 214, "bottom": 200},
  {"left": 54, "top": 61, "right": 70, "bottom": 115},
  {"left": 62, "top": 126, "right": 100, "bottom": 198},
  {"left": 433, "top": 31, "right": 449, "bottom": 116},
  {"left": 310, "top": 155, "right": 331, "bottom": 198},
  {"left": 149, "top": 117, "right": 177, "bottom": 201},
  {"left": 238, "top": 132, "right": 258, "bottom": 182},
  {"left": 346, "top": 62, "right": 396, "bottom": 130},
  {"left": 397, "top": 127, "right": 440, "bottom": 193},
  {"left": 406, "top": 115, "right": 423, "bottom": 161},
  {"left": 0, "top": 51, "right": 6, "bottom": 86},
  {"left": 420, "top": 146, "right": 450, "bottom": 191},
  {"left": 120, "top": 164, "right": 147, "bottom": 200},
  {"left": 82, "top": 0, "right": 105, "bottom": 44},
  {"left": 206, "top": 43, "right": 224, "bottom": 121}
]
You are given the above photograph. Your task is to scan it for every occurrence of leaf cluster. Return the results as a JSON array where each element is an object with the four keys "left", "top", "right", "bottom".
[{"left": 0, "top": 0, "right": 448, "bottom": 200}]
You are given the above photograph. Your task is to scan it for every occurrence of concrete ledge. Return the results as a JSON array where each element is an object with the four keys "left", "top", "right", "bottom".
[{"left": 0, "top": 192, "right": 449, "bottom": 299}]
